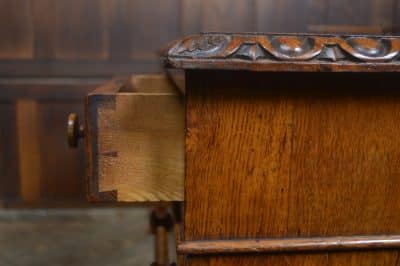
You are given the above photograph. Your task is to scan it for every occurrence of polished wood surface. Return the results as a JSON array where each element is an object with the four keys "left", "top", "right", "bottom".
[
  {"left": 165, "top": 33, "right": 400, "bottom": 72},
  {"left": 178, "top": 235, "right": 400, "bottom": 255},
  {"left": 161, "top": 32, "right": 400, "bottom": 264},
  {"left": 86, "top": 75, "right": 184, "bottom": 202},
  {"left": 183, "top": 71, "right": 400, "bottom": 265},
  {"left": 185, "top": 71, "right": 400, "bottom": 241}
]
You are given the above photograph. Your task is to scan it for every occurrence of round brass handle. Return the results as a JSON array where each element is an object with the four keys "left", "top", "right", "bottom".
[{"left": 67, "top": 113, "right": 84, "bottom": 148}]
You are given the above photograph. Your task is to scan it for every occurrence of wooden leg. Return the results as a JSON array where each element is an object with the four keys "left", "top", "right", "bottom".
[{"left": 150, "top": 205, "right": 174, "bottom": 266}]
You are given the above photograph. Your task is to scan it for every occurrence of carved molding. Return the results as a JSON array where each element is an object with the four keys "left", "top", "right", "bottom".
[{"left": 165, "top": 33, "right": 400, "bottom": 71}]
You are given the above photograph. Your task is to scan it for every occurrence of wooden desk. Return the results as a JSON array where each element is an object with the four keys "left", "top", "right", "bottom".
[
  {"left": 86, "top": 33, "right": 400, "bottom": 265},
  {"left": 165, "top": 33, "right": 400, "bottom": 265}
]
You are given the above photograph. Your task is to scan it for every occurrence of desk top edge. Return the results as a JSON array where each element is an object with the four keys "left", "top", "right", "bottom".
[{"left": 164, "top": 33, "right": 400, "bottom": 72}]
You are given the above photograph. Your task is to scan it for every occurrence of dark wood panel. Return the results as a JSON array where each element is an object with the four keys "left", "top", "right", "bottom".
[
  {"left": 52, "top": 0, "right": 109, "bottom": 60},
  {"left": 0, "top": 61, "right": 158, "bottom": 77},
  {"left": 256, "top": 0, "right": 308, "bottom": 32},
  {"left": 0, "top": 81, "right": 98, "bottom": 206},
  {"left": 182, "top": 0, "right": 256, "bottom": 33},
  {"left": 181, "top": 0, "right": 202, "bottom": 35},
  {"left": 32, "top": 0, "right": 56, "bottom": 59},
  {"left": 0, "top": 0, "right": 33, "bottom": 59},
  {"left": 113, "top": 0, "right": 180, "bottom": 61},
  {"left": 38, "top": 101, "right": 86, "bottom": 201},
  {"left": 201, "top": 0, "right": 255, "bottom": 32},
  {"left": 0, "top": 103, "right": 19, "bottom": 203}
]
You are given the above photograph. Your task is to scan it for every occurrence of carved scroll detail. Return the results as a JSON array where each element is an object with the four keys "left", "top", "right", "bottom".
[{"left": 167, "top": 33, "right": 400, "bottom": 63}]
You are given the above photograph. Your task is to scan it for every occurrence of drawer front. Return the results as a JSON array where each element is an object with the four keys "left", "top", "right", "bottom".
[{"left": 85, "top": 75, "right": 184, "bottom": 202}]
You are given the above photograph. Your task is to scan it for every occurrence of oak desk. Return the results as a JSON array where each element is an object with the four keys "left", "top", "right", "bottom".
[{"left": 87, "top": 33, "right": 400, "bottom": 265}]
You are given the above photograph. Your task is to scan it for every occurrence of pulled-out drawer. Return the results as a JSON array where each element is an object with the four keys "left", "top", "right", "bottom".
[{"left": 84, "top": 75, "right": 184, "bottom": 202}]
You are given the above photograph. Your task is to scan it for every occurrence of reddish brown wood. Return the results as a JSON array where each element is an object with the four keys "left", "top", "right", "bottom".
[
  {"left": 178, "top": 235, "right": 400, "bottom": 255},
  {"left": 165, "top": 32, "right": 400, "bottom": 264}
]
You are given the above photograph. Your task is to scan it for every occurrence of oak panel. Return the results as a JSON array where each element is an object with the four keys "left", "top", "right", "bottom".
[{"left": 185, "top": 71, "right": 400, "bottom": 241}]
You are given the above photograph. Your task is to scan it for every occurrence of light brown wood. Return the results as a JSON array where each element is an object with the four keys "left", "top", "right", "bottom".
[
  {"left": 16, "top": 100, "right": 41, "bottom": 202},
  {"left": 86, "top": 75, "right": 184, "bottom": 202}
]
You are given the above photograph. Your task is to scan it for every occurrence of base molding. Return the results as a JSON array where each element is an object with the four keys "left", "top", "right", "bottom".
[{"left": 178, "top": 235, "right": 400, "bottom": 255}]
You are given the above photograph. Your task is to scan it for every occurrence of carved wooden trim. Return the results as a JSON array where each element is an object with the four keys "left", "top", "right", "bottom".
[
  {"left": 164, "top": 33, "right": 400, "bottom": 72},
  {"left": 177, "top": 235, "right": 400, "bottom": 255}
]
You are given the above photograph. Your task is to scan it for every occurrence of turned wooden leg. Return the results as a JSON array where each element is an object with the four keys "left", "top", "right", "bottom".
[{"left": 150, "top": 205, "right": 174, "bottom": 266}]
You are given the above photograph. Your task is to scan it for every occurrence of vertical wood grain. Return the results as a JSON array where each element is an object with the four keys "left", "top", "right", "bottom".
[
  {"left": 16, "top": 100, "right": 41, "bottom": 202},
  {"left": 38, "top": 101, "right": 86, "bottom": 201},
  {"left": 184, "top": 71, "right": 400, "bottom": 265},
  {"left": 181, "top": 0, "right": 203, "bottom": 35},
  {"left": 185, "top": 71, "right": 400, "bottom": 240},
  {"left": 255, "top": 0, "right": 308, "bottom": 32},
  {"left": 129, "top": 0, "right": 181, "bottom": 60},
  {"left": 32, "top": 0, "right": 56, "bottom": 59},
  {"left": 53, "top": 0, "right": 110, "bottom": 60},
  {"left": 0, "top": 0, "right": 34, "bottom": 59},
  {"left": 326, "top": 0, "right": 370, "bottom": 26},
  {"left": 201, "top": 0, "right": 255, "bottom": 32},
  {"left": 108, "top": 0, "right": 181, "bottom": 62},
  {"left": 369, "top": 0, "right": 394, "bottom": 31}
]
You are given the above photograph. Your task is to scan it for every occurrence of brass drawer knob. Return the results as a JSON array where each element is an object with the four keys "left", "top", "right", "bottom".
[{"left": 67, "top": 113, "right": 84, "bottom": 148}]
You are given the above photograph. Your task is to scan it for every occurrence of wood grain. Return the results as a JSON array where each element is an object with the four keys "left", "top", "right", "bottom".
[
  {"left": 16, "top": 100, "right": 41, "bottom": 202},
  {"left": 0, "top": 79, "right": 97, "bottom": 206},
  {"left": 184, "top": 70, "right": 400, "bottom": 264},
  {"left": 86, "top": 75, "right": 184, "bottom": 202},
  {"left": 53, "top": 0, "right": 110, "bottom": 60},
  {"left": 201, "top": 0, "right": 255, "bottom": 32},
  {"left": 0, "top": 0, "right": 33, "bottom": 59},
  {"left": 186, "top": 251, "right": 400, "bottom": 266},
  {"left": 255, "top": 0, "right": 308, "bottom": 32}
]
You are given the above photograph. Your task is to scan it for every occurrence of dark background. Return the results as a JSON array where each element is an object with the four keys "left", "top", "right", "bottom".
[{"left": 0, "top": 0, "right": 399, "bottom": 207}]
